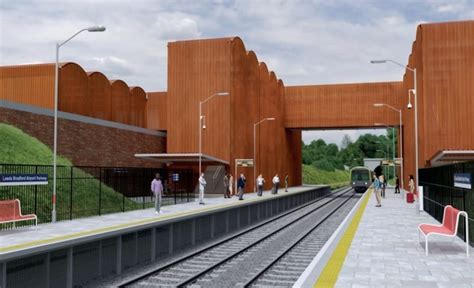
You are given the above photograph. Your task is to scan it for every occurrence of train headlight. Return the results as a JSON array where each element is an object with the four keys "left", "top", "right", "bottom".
[
  {"left": 352, "top": 182, "right": 355, "bottom": 185},
  {"left": 365, "top": 182, "right": 367, "bottom": 185}
]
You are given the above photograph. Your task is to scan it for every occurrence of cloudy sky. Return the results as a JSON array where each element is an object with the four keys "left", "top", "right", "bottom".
[{"left": 1, "top": 0, "right": 472, "bottom": 146}]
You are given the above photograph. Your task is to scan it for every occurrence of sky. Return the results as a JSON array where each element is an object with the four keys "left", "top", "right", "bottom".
[{"left": 1, "top": 0, "right": 472, "bottom": 147}]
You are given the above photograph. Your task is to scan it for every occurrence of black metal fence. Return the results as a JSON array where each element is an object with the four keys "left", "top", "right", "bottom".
[
  {"left": 0, "top": 164, "right": 196, "bottom": 225},
  {"left": 419, "top": 161, "right": 474, "bottom": 246}
]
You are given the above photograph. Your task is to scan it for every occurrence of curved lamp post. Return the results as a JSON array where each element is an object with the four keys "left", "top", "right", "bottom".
[
  {"left": 198, "top": 92, "right": 229, "bottom": 204},
  {"left": 375, "top": 123, "right": 396, "bottom": 185},
  {"left": 374, "top": 104, "right": 404, "bottom": 190},
  {"left": 52, "top": 26, "right": 106, "bottom": 223},
  {"left": 371, "top": 59, "right": 418, "bottom": 194}
]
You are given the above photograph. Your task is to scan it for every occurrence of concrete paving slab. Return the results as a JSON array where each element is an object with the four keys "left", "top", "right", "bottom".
[{"left": 335, "top": 188, "right": 474, "bottom": 288}]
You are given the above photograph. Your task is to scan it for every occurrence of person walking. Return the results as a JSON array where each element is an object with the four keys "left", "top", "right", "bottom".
[
  {"left": 229, "top": 174, "right": 234, "bottom": 197},
  {"left": 223, "top": 173, "right": 230, "bottom": 198},
  {"left": 272, "top": 174, "right": 280, "bottom": 195},
  {"left": 199, "top": 173, "right": 206, "bottom": 204},
  {"left": 372, "top": 174, "right": 382, "bottom": 207},
  {"left": 256, "top": 174, "right": 265, "bottom": 197},
  {"left": 395, "top": 175, "right": 400, "bottom": 194},
  {"left": 285, "top": 174, "right": 289, "bottom": 192},
  {"left": 237, "top": 173, "right": 246, "bottom": 200},
  {"left": 380, "top": 174, "right": 386, "bottom": 198},
  {"left": 151, "top": 173, "right": 164, "bottom": 214}
]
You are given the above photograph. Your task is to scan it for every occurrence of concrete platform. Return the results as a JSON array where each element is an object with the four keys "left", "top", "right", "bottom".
[
  {"left": 0, "top": 185, "right": 330, "bottom": 288},
  {"left": 0, "top": 185, "right": 322, "bottom": 256},
  {"left": 303, "top": 187, "right": 474, "bottom": 288}
]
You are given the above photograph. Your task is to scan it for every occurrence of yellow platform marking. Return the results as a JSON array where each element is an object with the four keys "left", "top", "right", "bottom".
[
  {"left": 0, "top": 188, "right": 314, "bottom": 254},
  {"left": 314, "top": 189, "right": 372, "bottom": 288}
]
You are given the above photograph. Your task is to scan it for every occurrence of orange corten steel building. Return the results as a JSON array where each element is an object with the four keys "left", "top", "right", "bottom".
[{"left": 1, "top": 20, "right": 474, "bottom": 192}]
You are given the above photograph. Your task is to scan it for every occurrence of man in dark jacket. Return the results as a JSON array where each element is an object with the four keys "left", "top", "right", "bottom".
[{"left": 237, "top": 173, "right": 246, "bottom": 200}]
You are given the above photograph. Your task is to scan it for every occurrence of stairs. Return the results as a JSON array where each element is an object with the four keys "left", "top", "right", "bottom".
[{"left": 195, "top": 165, "right": 226, "bottom": 195}]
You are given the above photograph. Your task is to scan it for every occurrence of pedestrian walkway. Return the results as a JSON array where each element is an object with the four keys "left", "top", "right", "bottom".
[
  {"left": 0, "top": 185, "right": 319, "bottom": 255},
  {"left": 333, "top": 188, "right": 474, "bottom": 287}
]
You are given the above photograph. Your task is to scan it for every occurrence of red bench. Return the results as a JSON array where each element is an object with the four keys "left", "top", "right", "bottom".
[
  {"left": 0, "top": 199, "right": 37, "bottom": 228},
  {"left": 418, "top": 205, "right": 469, "bottom": 256}
]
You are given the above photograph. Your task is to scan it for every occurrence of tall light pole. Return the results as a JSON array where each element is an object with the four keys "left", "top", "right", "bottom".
[
  {"left": 374, "top": 103, "right": 404, "bottom": 190},
  {"left": 375, "top": 123, "right": 396, "bottom": 183},
  {"left": 52, "top": 26, "right": 106, "bottom": 223},
  {"left": 253, "top": 117, "right": 275, "bottom": 192},
  {"left": 371, "top": 59, "right": 418, "bottom": 193},
  {"left": 198, "top": 92, "right": 229, "bottom": 204}
]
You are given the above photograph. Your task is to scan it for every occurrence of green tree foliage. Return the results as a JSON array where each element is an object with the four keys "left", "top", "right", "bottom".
[{"left": 302, "top": 130, "right": 398, "bottom": 174}]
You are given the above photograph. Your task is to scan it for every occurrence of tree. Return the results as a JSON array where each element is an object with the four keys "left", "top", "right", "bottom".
[{"left": 341, "top": 134, "right": 352, "bottom": 149}]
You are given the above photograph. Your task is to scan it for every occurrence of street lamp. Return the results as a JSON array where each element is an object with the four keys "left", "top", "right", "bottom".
[
  {"left": 253, "top": 117, "right": 275, "bottom": 192},
  {"left": 374, "top": 103, "right": 404, "bottom": 190},
  {"left": 52, "top": 26, "right": 106, "bottom": 223},
  {"left": 371, "top": 59, "right": 418, "bottom": 194},
  {"left": 198, "top": 92, "right": 229, "bottom": 204},
  {"left": 375, "top": 123, "right": 396, "bottom": 184}
]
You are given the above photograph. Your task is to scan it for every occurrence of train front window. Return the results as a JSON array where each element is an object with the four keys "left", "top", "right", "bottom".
[{"left": 352, "top": 171, "right": 370, "bottom": 181}]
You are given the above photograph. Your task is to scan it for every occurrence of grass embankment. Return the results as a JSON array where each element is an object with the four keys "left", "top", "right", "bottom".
[
  {"left": 302, "top": 164, "right": 350, "bottom": 189},
  {"left": 0, "top": 123, "right": 143, "bottom": 224}
]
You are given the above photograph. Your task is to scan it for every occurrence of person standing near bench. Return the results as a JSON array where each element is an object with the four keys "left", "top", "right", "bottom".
[{"left": 151, "top": 173, "right": 164, "bottom": 214}]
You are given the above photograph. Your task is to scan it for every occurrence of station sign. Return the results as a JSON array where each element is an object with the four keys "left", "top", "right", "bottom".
[
  {"left": 171, "top": 173, "right": 179, "bottom": 182},
  {"left": 381, "top": 159, "right": 401, "bottom": 166},
  {"left": 235, "top": 159, "right": 254, "bottom": 167},
  {"left": 454, "top": 173, "right": 471, "bottom": 189},
  {"left": 0, "top": 174, "right": 48, "bottom": 186}
]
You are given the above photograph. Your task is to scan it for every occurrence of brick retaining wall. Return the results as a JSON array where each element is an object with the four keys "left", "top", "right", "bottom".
[{"left": 0, "top": 106, "right": 166, "bottom": 168}]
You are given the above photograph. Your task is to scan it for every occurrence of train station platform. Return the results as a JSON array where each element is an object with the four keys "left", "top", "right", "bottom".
[
  {"left": 297, "top": 188, "right": 474, "bottom": 287},
  {"left": 0, "top": 185, "right": 330, "bottom": 288}
]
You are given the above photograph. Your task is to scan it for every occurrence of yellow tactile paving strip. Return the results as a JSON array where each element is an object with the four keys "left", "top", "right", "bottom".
[
  {"left": 0, "top": 188, "right": 316, "bottom": 254},
  {"left": 314, "top": 189, "right": 372, "bottom": 288}
]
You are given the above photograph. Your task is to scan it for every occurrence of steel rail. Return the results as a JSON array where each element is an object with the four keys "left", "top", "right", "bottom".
[
  {"left": 119, "top": 187, "right": 350, "bottom": 287},
  {"left": 175, "top": 187, "right": 353, "bottom": 287},
  {"left": 243, "top": 191, "right": 356, "bottom": 287}
]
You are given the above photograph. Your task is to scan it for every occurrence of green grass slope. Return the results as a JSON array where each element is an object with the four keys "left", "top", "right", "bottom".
[
  {"left": 0, "top": 123, "right": 144, "bottom": 224},
  {"left": 302, "top": 164, "right": 350, "bottom": 189}
]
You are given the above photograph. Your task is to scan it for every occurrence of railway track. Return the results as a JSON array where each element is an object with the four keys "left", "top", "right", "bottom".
[{"left": 120, "top": 187, "right": 357, "bottom": 288}]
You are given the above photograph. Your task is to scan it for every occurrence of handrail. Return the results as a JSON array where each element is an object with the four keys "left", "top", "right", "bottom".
[{"left": 423, "top": 196, "right": 474, "bottom": 222}]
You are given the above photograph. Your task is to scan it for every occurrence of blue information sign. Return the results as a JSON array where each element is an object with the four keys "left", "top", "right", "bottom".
[
  {"left": 172, "top": 173, "right": 179, "bottom": 182},
  {"left": 0, "top": 174, "right": 48, "bottom": 186},
  {"left": 454, "top": 173, "right": 471, "bottom": 189}
]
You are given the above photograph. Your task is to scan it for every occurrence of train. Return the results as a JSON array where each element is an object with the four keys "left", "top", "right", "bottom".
[{"left": 350, "top": 166, "right": 372, "bottom": 193}]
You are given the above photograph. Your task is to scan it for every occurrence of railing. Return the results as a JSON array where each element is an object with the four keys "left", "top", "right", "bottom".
[
  {"left": 419, "top": 161, "right": 474, "bottom": 246},
  {"left": 0, "top": 164, "right": 196, "bottom": 226}
]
